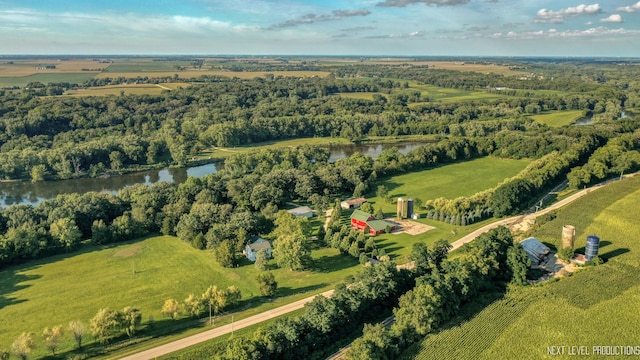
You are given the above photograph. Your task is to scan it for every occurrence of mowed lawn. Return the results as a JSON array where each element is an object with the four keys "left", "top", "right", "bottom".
[
  {"left": 0, "top": 235, "right": 360, "bottom": 358},
  {"left": 403, "top": 175, "right": 640, "bottom": 360},
  {"left": 530, "top": 110, "right": 585, "bottom": 127},
  {"left": 373, "top": 157, "right": 530, "bottom": 208}
]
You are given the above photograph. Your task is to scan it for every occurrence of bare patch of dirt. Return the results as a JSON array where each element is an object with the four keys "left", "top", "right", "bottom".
[
  {"left": 114, "top": 243, "right": 144, "bottom": 258},
  {"left": 388, "top": 218, "right": 436, "bottom": 235}
]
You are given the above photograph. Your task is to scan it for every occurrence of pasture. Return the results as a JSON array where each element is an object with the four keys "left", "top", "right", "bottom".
[
  {"left": 403, "top": 175, "right": 640, "bottom": 359},
  {"left": 530, "top": 110, "right": 585, "bottom": 128},
  {"left": 0, "top": 235, "right": 360, "bottom": 358}
]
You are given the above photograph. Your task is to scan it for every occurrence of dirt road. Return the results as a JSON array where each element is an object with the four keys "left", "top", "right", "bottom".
[
  {"left": 119, "top": 290, "right": 334, "bottom": 360},
  {"left": 449, "top": 184, "right": 603, "bottom": 251}
]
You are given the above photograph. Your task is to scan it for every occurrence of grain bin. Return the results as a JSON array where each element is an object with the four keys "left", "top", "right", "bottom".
[
  {"left": 585, "top": 235, "right": 600, "bottom": 261},
  {"left": 397, "top": 197, "right": 404, "bottom": 219},
  {"left": 407, "top": 198, "right": 414, "bottom": 219},
  {"left": 562, "top": 225, "right": 576, "bottom": 249}
]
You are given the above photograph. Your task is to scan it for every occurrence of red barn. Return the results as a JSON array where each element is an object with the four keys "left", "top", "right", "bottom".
[
  {"left": 350, "top": 210, "right": 397, "bottom": 236},
  {"left": 351, "top": 210, "right": 375, "bottom": 231}
]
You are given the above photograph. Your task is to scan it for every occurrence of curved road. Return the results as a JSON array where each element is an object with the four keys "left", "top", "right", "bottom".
[{"left": 121, "top": 180, "right": 615, "bottom": 360}]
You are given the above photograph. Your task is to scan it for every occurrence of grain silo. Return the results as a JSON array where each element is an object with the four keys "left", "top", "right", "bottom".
[
  {"left": 406, "top": 198, "right": 414, "bottom": 219},
  {"left": 561, "top": 225, "right": 576, "bottom": 249},
  {"left": 397, "top": 197, "right": 404, "bottom": 219},
  {"left": 585, "top": 235, "right": 600, "bottom": 261}
]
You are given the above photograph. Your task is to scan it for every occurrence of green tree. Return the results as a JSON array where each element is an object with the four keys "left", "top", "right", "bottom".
[
  {"left": 225, "top": 286, "right": 242, "bottom": 309},
  {"left": 30, "top": 164, "right": 48, "bottom": 183},
  {"left": 345, "top": 323, "right": 396, "bottom": 360},
  {"left": 507, "top": 245, "right": 531, "bottom": 286},
  {"left": 214, "top": 240, "right": 236, "bottom": 268},
  {"left": 121, "top": 307, "right": 142, "bottom": 338},
  {"left": 0, "top": 349, "right": 9, "bottom": 360},
  {"left": 273, "top": 233, "right": 312, "bottom": 271},
  {"left": 255, "top": 248, "right": 269, "bottom": 271},
  {"left": 90, "top": 308, "right": 121, "bottom": 344},
  {"left": 376, "top": 185, "right": 389, "bottom": 201},
  {"left": 360, "top": 202, "right": 374, "bottom": 214},
  {"left": 11, "top": 332, "right": 35, "bottom": 360},
  {"left": 183, "top": 294, "right": 203, "bottom": 318},
  {"left": 202, "top": 285, "right": 226, "bottom": 325},
  {"left": 392, "top": 284, "right": 445, "bottom": 342},
  {"left": 257, "top": 272, "right": 278, "bottom": 297},
  {"left": 409, "top": 242, "right": 431, "bottom": 275},
  {"left": 161, "top": 299, "right": 180, "bottom": 320},
  {"left": 429, "top": 239, "right": 452, "bottom": 271},
  {"left": 42, "top": 325, "right": 64, "bottom": 356},
  {"left": 68, "top": 320, "right": 87, "bottom": 349},
  {"left": 375, "top": 207, "right": 385, "bottom": 220},
  {"left": 50, "top": 217, "right": 82, "bottom": 251}
]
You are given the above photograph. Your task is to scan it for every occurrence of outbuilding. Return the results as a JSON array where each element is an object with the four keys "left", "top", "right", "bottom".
[
  {"left": 287, "top": 206, "right": 315, "bottom": 218},
  {"left": 519, "top": 237, "right": 550, "bottom": 265}
]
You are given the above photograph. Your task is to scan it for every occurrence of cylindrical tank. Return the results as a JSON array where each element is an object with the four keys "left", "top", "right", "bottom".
[
  {"left": 585, "top": 235, "right": 600, "bottom": 261},
  {"left": 562, "top": 225, "right": 576, "bottom": 249},
  {"left": 407, "top": 198, "right": 414, "bottom": 219},
  {"left": 397, "top": 197, "right": 404, "bottom": 219}
]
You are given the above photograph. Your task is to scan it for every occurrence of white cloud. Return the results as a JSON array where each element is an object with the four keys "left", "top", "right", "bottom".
[
  {"left": 601, "top": 14, "right": 623, "bottom": 23},
  {"left": 491, "top": 26, "right": 640, "bottom": 39},
  {"left": 535, "top": 4, "right": 602, "bottom": 23},
  {"left": 617, "top": 1, "right": 640, "bottom": 13}
]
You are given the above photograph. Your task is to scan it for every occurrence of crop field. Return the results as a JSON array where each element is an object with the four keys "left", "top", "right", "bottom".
[
  {"left": 0, "top": 59, "right": 105, "bottom": 77},
  {"left": 0, "top": 235, "right": 360, "bottom": 358},
  {"left": 405, "top": 83, "right": 506, "bottom": 103},
  {"left": 530, "top": 110, "right": 585, "bottom": 128},
  {"left": 96, "top": 70, "right": 330, "bottom": 80},
  {"left": 0, "top": 73, "right": 98, "bottom": 87},
  {"left": 404, "top": 175, "right": 640, "bottom": 359}
]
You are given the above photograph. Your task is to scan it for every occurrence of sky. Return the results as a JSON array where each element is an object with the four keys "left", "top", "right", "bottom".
[{"left": 1, "top": 0, "right": 640, "bottom": 57}]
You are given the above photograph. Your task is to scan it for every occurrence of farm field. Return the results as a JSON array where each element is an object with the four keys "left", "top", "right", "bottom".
[
  {"left": 0, "top": 73, "right": 98, "bottom": 87},
  {"left": 530, "top": 110, "right": 585, "bottom": 128},
  {"left": 0, "top": 235, "right": 360, "bottom": 359},
  {"left": 403, "top": 175, "right": 640, "bottom": 360},
  {"left": 96, "top": 70, "right": 330, "bottom": 80}
]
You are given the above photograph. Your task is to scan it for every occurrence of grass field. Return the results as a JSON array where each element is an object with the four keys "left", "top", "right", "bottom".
[
  {"left": 0, "top": 235, "right": 360, "bottom": 358},
  {"left": 404, "top": 175, "right": 640, "bottom": 360},
  {"left": 530, "top": 110, "right": 585, "bottom": 128},
  {"left": 198, "top": 137, "right": 352, "bottom": 161},
  {"left": 356, "top": 157, "right": 530, "bottom": 260},
  {"left": 64, "top": 83, "right": 189, "bottom": 97}
]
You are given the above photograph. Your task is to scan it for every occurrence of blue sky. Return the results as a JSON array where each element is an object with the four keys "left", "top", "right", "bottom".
[{"left": 1, "top": 0, "right": 640, "bottom": 56}]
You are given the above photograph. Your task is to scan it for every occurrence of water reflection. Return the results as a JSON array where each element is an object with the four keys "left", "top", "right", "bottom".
[{"left": 0, "top": 142, "right": 425, "bottom": 208}]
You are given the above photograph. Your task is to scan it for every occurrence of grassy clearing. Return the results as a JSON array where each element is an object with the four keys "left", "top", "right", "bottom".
[
  {"left": 335, "top": 92, "right": 386, "bottom": 100},
  {"left": 405, "top": 175, "right": 640, "bottom": 359},
  {"left": 530, "top": 110, "right": 585, "bottom": 128},
  {"left": 64, "top": 83, "right": 189, "bottom": 97},
  {"left": 372, "top": 157, "right": 531, "bottom": 208},
  {"left": 0, "top": 235, "right": 360, "bottom": 358},
  {"left": 198, "top": 137, "right": 352, "bottom": 161}
]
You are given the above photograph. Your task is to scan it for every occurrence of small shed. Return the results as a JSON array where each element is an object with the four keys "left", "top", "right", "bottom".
[
  {"left": 244, "top": 237, "right": 272, "bottom": 262},
  {"left": 287, "top": 206, "right": 315, "bottom": 218},
  {"left": 519, "top": 237, "right": 550, "bottom": 265},
  {"left": 341, "top": 198, "right": 367, "bottom": 210}
]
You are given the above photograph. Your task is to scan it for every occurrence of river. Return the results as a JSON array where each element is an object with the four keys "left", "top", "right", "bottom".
[{"left": 0, "top": 142, "right": 426, "bottom": 208}]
